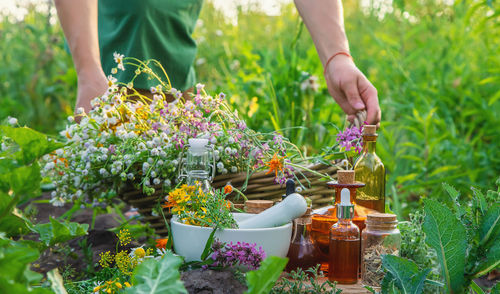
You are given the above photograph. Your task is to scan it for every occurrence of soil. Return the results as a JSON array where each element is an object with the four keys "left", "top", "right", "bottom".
[
  {"left": 26, "top": 193, "right": 249, "bottom": 293},
  {"left": 181, "top": 269, "right": 247, "bottom": 294}
]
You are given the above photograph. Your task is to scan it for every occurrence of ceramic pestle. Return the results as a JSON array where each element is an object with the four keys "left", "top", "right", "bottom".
[{"left": 238, "top": 193, "right": 307, "bottom": 229}]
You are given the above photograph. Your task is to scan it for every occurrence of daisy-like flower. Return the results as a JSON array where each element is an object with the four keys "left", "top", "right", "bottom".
[{"left": 113, "top": 52, "right": 125, "bottom": 70}]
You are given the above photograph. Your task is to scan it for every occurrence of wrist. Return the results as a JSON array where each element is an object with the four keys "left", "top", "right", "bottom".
[{"left": 323, "top": 51, "right": 353, "bottom": 75}]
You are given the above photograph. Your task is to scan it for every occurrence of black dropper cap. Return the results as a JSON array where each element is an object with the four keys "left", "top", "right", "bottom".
[{"left": 282, "top": 179, "right": 296, "bottom": 200}]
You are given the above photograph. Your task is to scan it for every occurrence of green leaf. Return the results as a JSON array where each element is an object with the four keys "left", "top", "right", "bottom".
[
  {"left": 442, "top": 183, "right": 459, "bottom": 201},
  {"left": 33, "top": 217, "right": 88, "bottom": 246},
  {"left": 470, "top": 280, "right": 485, "bottom": 294},
  {"left": 47, "top": 268, "right": 68, "bottom": 294},
  {"left": 9, "top": 163, "right": 42, "bottom": 203},
  {"left": 479, "top": 204, "right": 500, "bottom": 246},
  {"left": 0, "top": 214, "right": 30, "bottom": 236},
  {"left": 473, "top": 241, "right": 500, "bottom": 278},
  {"left": 126, "top": 250, "right": 187, "bottom": 294},
  {"left": 201, "top": 227, "right": 217, "bottom": 260},
  {"left": 245, "top": 256, "right": 288, "bottom": 294},
  {"left": 0, "top": 126, "right": 63, "bottom": 165},
  {"left": 423, "top": 199, "right": 467, "bottom": 293},
  {"left": 381, "top": 255, "right": 430, "bottom": 294}
]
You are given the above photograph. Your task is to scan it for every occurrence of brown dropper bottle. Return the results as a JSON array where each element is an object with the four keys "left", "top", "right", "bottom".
[
  {"left": 328, "top": 170, "right": 360, "bottom": 284},
  {"left": 311, "top": 170, "right": 368, "bottom": 272}
]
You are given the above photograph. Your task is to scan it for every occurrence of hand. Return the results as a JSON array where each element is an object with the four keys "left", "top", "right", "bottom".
[
  {"left": 324, "top": 55, "right": 381, "bottom": 127},
  {"left": 75, "top": 68, "right": 108, "bottom": 116}
]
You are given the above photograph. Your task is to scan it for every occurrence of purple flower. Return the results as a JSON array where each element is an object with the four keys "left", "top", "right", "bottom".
[
  {"left": 209, "top": 240, "right": 266, "bottom": 270},
  {"left": 336, "top": 125, "right": 364, "bottom": 154}
]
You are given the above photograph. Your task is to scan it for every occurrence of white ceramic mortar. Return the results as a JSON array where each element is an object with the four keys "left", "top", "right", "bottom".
[{"left": 171, "top": 213, "right": 292, "bottom": 262}]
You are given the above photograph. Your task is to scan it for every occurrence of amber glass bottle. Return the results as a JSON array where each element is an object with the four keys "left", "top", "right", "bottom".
[
  {"left": 328, "top": 188, "right": 360, "bottom": 284},
  {"left": 311, "top": 170, "right": 375, "bottom": 272},
  {"left": 354, "top": 125, "right": 385, "bottom": 213},
  {"left": 285, "top": 208, "right": 320, "bottom": 273}
]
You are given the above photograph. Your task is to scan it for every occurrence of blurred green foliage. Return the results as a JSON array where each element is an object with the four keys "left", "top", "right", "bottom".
[{"left": 0, "top": 1, "right": 499, "bottom": 216}]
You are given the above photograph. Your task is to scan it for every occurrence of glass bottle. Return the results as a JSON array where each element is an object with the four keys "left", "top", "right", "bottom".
[
  {"left": 285, "top": 208, "right": 321, "bottom": 273},
  {"left": 311, "top": 170, "right": 376, "bottom": 272},
  {"left": 328, "top": 188, "right": 360, "bottom": 284},
  {"left": 354, "top": 125, "right": 385, "bottom": 213},
  {"left": 182, "top": 138, "right": 215, "bottom": 193},
  {"left": 361, "top": 213, "right": 400, "bottom": 288}
]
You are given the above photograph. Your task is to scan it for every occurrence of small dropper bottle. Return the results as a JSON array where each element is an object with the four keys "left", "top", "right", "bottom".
[{"left": 328, "top": 187, "right": 360, "bottom": 284}]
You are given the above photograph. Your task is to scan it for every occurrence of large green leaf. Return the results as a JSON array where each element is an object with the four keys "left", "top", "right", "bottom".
[
  {"left": 381, "top": 255, "right": 430, "bottom": 294},
  {"left": 9, "top": 163, "right": 42, "bottom": 203},
  {"left": 33, "top": 217, "right": 88, "bottom": 246},
  {"left": 126, "top": 250, "right": 187, "bottom": 294},
  {"left": 423, "top": 199, "right": 467, "bottom": 293},
  {"left": 0, "top": 126, "right": 63, "bottom": 165},
  {"left": 245, "top": 256, "right": 288, "bottom": 294}
]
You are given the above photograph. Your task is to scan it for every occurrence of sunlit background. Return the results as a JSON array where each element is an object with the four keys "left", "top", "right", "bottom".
[{"left": 0, "top": 0, "right": 498, "bottom": 216}]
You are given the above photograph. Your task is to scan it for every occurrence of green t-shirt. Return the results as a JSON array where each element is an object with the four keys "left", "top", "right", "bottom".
[{"left": 98, "top": 0, "right": 203, "bottom": 91}]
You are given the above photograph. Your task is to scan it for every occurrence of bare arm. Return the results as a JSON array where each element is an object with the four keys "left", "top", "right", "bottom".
[
  {"left": 294, "top": 0, "right": 381, "bottom": 126},
  {"left": 54, "top": 0, "right": 107, "bottom": 114}
]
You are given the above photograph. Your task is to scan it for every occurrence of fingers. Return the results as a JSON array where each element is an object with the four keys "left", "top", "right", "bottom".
[
  {"left": 343, "top": 80, "right": 365, "bottom": 112},
  {"left": 358, "top": 77, "right": 381, "bottom": 126}
]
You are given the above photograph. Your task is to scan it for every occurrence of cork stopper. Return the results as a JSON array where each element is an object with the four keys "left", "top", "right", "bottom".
[
  {"left": 337, "top": 170, "right": 355, "bottom": 184},
  {"left": 245, "top": 200, "right": 274, "bottom": 214},
  {"left": 367, "top": 213, "right": 397, "bottom": 222},
  {"left": 363, "top": 125, "right": 377, "bottom": 135}
]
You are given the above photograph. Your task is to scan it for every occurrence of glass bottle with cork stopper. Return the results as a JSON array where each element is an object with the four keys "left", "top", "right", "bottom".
[
  {"left": 311, "top": 170, "right": 372, "bottom": 272},
  {"left": 354, "top": 125, "right": 386, "bottom": 213},
  {"left": 328, "top": 186, "right": 360, "bottom": 284},
  {"left": 285, "top": 206, "right": 321, "bottom": 273},
  {"left": 361, "top": 213, "right": 400, "bottom": 288}
]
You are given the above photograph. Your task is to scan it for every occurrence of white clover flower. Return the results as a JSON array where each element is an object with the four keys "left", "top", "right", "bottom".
[
  {"left": 7, "top": 116, "right": 18, "bottom": 126},
  {"left": 217, "top": 162, "right": 224, "bottom": 170},
  {"left": 147, "top": 157, "right": 154, "bottom": 164},
  {"left": 164, "top": 179, "right": 171, "bottom": 187},
  {"left": 151, "top": 148, "right": 160, "bottom": 156},
  {"left": 153, "top": 178, "right": 161, "bottom": 185},
  {"left": 82, "top": 169, "right": 88, "bottom": 176},
  {"left": 75, "top": 190, "right": 82, "bottom": 197},
  {"left": 171, "top": 159, "right": 178, "bottom": 166},
  {"left": 143, "top": 162, "right": 150, "bottom": 170},
  {"left": 67, "top": 116, "right": 74, "bottom": 123},
  {"left": 222, "top": 168, "right": 228, "bottom": 174},
  {"left": 228, "top": 137, "right": 235, "bottom": 144},
  {"left": 231, "top": 166, "right": 238, "bottom": 173},
  {"left": 224, "top": 147, "right": 232, "bottom": 155},
  {"left": 50, "top": 196, "right": 65, "bottom": 207},
  {"left": 151, "top": 171, "right": 157, "bottom": 178},
  {"left": 99, "top": 168, "right": 107, "bottom": 175},
  {"left": 127, "top": 173, "right": 134, "bottom": 180},
  {"left": 157, "top": 160, "right": 164, "bottom": 166},
  {"left": 146, "top": 141, "right": 154, "bottom": 149}
]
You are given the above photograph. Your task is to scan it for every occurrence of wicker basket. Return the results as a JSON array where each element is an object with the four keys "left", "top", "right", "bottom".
[{"left": 119, "top": 163, "right": 339, "bottom": 236}]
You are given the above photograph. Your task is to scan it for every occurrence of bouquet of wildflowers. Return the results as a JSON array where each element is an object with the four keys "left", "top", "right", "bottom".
[{"left": 43, "top": 56, "right": 313, "bottom": 206}]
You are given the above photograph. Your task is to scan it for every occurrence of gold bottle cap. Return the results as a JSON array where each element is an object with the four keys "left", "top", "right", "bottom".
[
  {"left": 337, "top": 170, "right": 355, "bottom": 184},
  {"left": 363, "top": 125, "right": 377, "bottom": 135}
]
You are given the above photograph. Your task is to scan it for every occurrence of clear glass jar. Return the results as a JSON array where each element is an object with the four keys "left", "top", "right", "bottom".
[{"left": 361, "top": 213, "right": 400, "bottom": 288}]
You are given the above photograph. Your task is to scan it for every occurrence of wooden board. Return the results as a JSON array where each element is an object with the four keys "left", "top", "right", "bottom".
[{"left": 283, "top": 276, "right": 372, "bottom": 293}]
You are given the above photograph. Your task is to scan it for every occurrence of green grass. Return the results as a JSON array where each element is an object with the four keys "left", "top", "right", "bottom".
[{"left": 1, "top": 0, "right": 499, "bottom": 216}]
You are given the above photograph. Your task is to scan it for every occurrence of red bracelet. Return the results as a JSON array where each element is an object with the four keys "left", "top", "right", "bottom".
[{"left": 323, "top": 51, "right": 353, "bottom": 75}]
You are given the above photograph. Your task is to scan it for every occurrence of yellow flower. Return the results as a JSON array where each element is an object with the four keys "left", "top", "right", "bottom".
[
  {"left": 124, "top": 282, "right": 131, "bottom": 288},
  {"left": 134, "top": 247, "right": 146, "bottom": 258},
  {"left": 93, "top": 285, "right": 103, "bottom": 292},
  {"left": 99, "top": 251, "right": 114, "bottom": 268},
  {"left": 118, "top": 229, "right": 131, "bottom": 246},
  {"left": 115, "top": 282, "right": 123, "bottom": 289}
]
